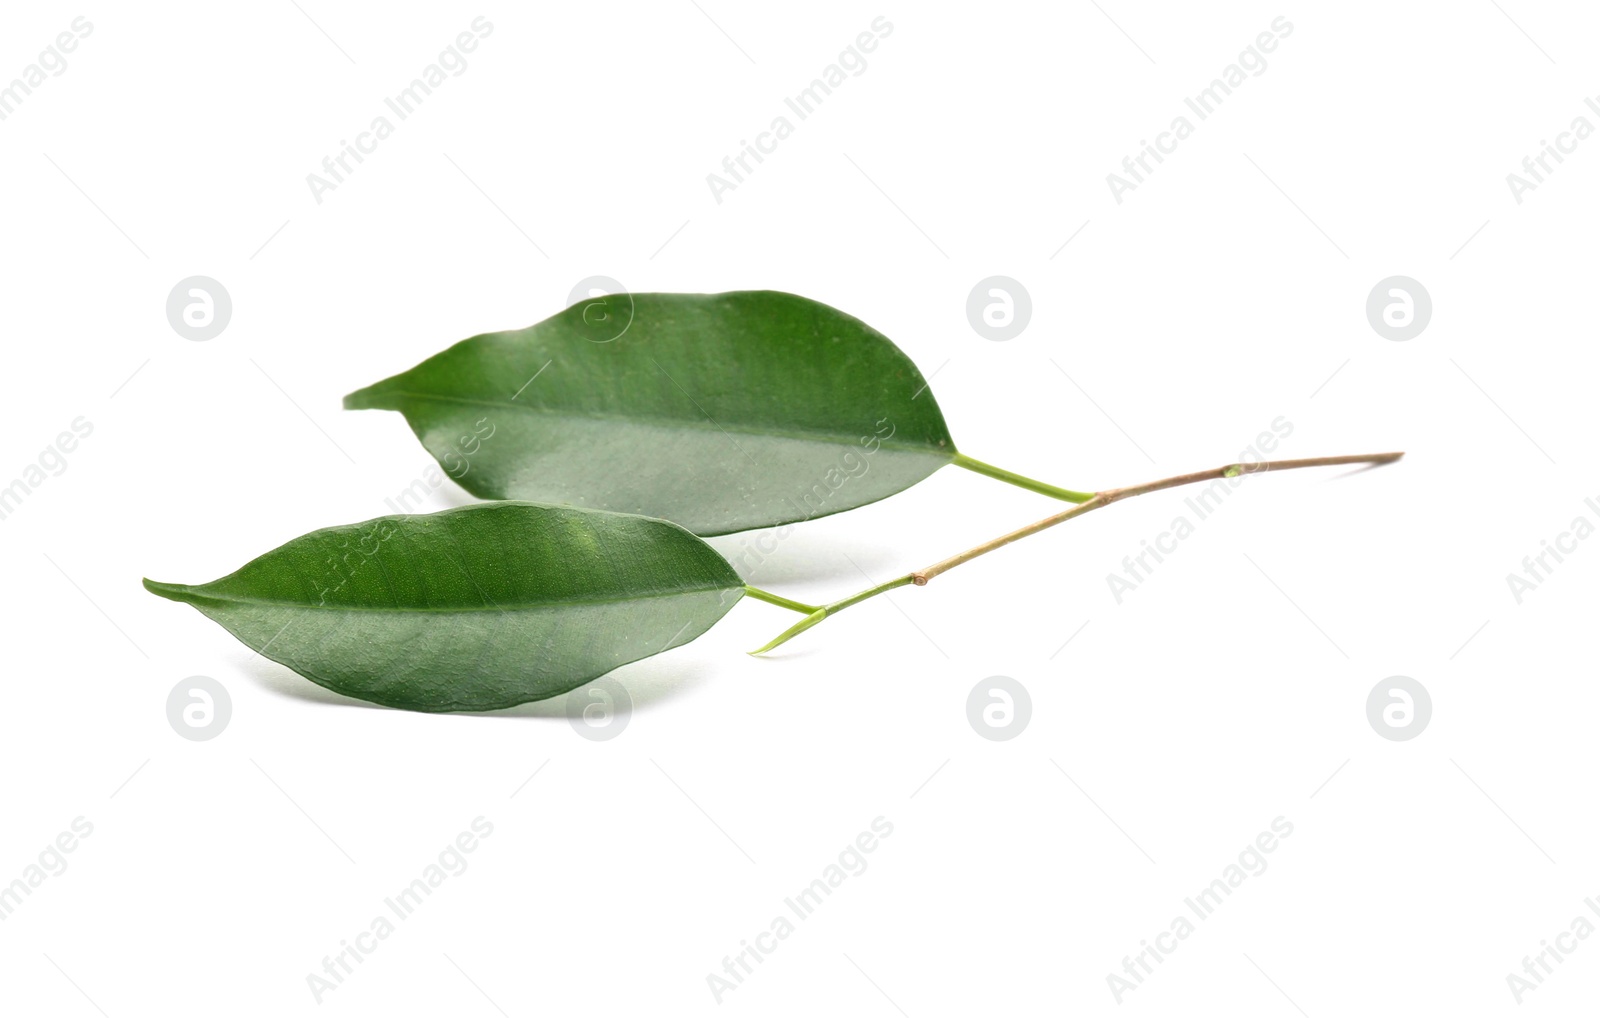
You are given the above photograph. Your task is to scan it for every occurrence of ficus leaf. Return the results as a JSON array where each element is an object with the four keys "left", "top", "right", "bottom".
[
  {"left": 144, "top": 502, "right": 744, "bottom": 712},
  {"left": 344, "top": 291, "right": 958, "bottom": 536}
]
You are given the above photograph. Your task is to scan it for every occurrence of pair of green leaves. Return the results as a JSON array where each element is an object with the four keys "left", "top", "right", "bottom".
[{"left": 148, "top": 292, "right": 996, "bottom": 712}]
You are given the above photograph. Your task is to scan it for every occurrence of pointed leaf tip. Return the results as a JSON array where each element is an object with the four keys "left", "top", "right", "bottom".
[
  {"left": 341, "top": 384, "right": 386, "bottom": 411},
  {"left": 142, "top": 578, "right": 188, "bottom": 601}
]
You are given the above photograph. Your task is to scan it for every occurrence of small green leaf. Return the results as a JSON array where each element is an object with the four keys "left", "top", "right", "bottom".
[
  {"left": 144, "top": 502, "right": 743, "bottom": 712},
  {"left": 344, "top": 291, "right": 957, "bottom": 535}
]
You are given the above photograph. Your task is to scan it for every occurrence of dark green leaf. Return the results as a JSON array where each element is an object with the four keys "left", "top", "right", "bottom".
[
  {"left": 144, "top": 502, "right": 743, "bottom": 712},
  {"left": 344, "top": 291, "right": 956, "bottom": 535}
]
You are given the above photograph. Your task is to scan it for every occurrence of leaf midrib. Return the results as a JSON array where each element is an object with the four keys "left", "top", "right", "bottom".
[
  {"left": 167, "top": 583, "right": 738, "bottom": 614},
  {"left": 365, "top": 389, "right": 954, "bottom": 453}
]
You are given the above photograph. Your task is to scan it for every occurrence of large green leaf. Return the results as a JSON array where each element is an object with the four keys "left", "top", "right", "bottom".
[
  {"left": 344, "top": 291, "right": 956, "bottom": 536},
  {"left": 144, "top": 502, "right": 743, "bottom": 712}
]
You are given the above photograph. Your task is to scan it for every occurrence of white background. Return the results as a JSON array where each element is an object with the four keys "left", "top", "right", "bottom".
[{"left": 1, "top": 1, "right": 1596, "bottom": 1014}]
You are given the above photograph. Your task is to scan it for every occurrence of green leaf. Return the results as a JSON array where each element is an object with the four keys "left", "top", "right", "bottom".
[
  {"left": 344, "top": 291, "right": 957, "bottom": 536},
  {"left": 144, "top": 502, "right": 743, "bottom": 712}
]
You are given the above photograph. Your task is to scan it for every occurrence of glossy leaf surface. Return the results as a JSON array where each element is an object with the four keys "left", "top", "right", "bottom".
[
  {"left": 344, "top": 291, "right": 956, "bottom": 535},
  {"left": 145, "top": 502, "right": 743, "bottom": 712}
]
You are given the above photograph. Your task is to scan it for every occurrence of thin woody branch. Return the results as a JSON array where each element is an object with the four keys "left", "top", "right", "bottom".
[{"left": 750, "top": 451, "right": 1404, "bottom": 654}]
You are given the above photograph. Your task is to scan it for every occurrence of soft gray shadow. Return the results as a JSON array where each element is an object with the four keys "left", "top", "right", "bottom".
[
  {"left": 429, "top": 485, "right": 482, "bottom": 509},
  {"left": 409, "top": 497, "right": 904, "bottom": 585},
  {"left": 244, "top": 656, "right": 373, "bottom": 708},
  {"left": 483, "top": 655, "right": 712, "bottom": 718},
  {"left": 706, "top": 526, "right": 904, "bottom": 586},
  {"left": 237, "top": 647, "right": 714, "bottom": 718},
  {"left": 1323, "top": 459, "right": 1403, "bottom": 482},
  {"left": 745, "top": 644, "right": 826, "bottom": 665}
]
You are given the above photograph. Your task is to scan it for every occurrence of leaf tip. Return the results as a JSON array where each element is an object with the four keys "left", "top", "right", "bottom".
[
  {"left": 142, "top": 578, "right": 190, "bottom": 602},
  {"left": 343, "top": 373, "right": 408, "bottom": 410},
  {"left": 342, "top": 386, "right": 380, "bottom": 411}
]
